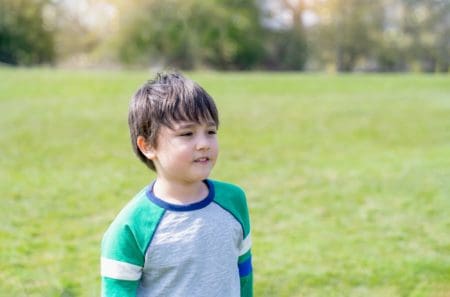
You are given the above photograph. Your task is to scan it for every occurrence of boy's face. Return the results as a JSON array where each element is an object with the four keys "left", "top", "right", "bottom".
[{"left": 142, "top": 120, "right": 219, "bottom": 184}]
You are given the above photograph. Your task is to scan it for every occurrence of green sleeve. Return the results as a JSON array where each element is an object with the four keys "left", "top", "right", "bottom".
[
  {"left": 102, "top": 277, "right": 139, "bottom": 297},
  {"left": 240, "top": 272, "right": 253, "bottom": 297},
  {"left": 101, "top": 221, "right": 143, "bottom": 297},
  {"left": 101, "top": 191, "right": 165, "bottom": 296},
  {"left": 239, "top": 249, "right": 253, "bottom": 297}
]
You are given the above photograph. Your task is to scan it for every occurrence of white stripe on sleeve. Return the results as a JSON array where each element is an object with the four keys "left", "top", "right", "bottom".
[
  {"left": 239, "top": 232, "right": 252, "bottom": 256},
  {"left": 101, "top": 257, "right": 142, "bottom": 281}
]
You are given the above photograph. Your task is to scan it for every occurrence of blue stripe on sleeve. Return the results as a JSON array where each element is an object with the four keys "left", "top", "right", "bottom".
[{"left": 238, "top": 256, "right": 252, "bottom": 277}]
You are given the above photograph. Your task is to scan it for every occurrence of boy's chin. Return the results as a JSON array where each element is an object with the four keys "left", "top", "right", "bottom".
[
  {"left": 193, "top": 173, "right": 212, "bottom": 182},
  {"left": 189, "top": 170, "right": 213, "bottom": 182}
]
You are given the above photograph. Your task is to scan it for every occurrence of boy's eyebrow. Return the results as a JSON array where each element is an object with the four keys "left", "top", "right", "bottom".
[
  {"left": 175, "top": 123, "right": 195, "bottom": 130},
  {"left": 174, "top": 121, "right": 217, "bottom": 129}
]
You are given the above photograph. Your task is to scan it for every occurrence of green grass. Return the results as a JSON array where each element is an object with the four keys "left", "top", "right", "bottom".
[{"left": 0, "top": 68, "right": 449, "bottom": 297}]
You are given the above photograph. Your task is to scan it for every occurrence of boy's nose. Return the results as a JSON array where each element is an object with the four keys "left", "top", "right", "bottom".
[{"left": 196, "top": 136, "right": 211, "bottom": 150}]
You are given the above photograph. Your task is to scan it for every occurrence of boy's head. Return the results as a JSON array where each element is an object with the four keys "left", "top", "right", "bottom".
[{"left": 128, "top": 72, "right": 219, "bottom": 171}]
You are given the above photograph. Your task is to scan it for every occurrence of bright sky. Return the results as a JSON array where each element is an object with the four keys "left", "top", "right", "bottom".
[
  {"left": 262, "top": 0, "right": 320, "bottom": 29},
  {"left": 59, "top": 0, "right": 117, "bottom": 28}
]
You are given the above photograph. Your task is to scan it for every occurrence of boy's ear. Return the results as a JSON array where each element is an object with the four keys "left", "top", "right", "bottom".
[{"left": 137, "top": 136, "right": 156, "bottom": 160}]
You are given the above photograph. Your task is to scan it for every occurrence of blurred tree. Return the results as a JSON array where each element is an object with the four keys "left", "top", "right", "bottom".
[
  {"left": 0, "top": 0, "right": 55, "bottom": 65},
  {"left": 401, "top": 0, "right": 449, "bottom": 72},
  {"left": 261, "top": 0, "right": 309, "bottom": 70},
  {"left": 312, "top": 0, "right": 384, "bottom": 72},
  {"left": 116, "top": 0, "right": 264, "bottom": 70},
  {"left": 310, "top": 0, "right": 448, "bottom": 72},
  {"left": 1, "top": 0, "right": 445, "bottom": 72},
  {"left": 372, "top": 0, "right": 409, "bottom": 71}
]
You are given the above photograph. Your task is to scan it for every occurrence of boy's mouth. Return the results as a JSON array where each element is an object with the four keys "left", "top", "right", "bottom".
[{"left": 194, "top": 157, "right": 210, "bottom": 163}]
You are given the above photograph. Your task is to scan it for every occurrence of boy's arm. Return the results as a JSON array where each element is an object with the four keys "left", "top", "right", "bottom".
[
  {"left": 101, "top": 257, "right": 141, "bottom": 296},
  {"left": 101, "top": 193, "right": 166, "bottom": 296},
  {"left": 101, "top": 222, "right": 145, "bottom": 297},
  {"left": 238, "top": 233, "right": 253, "bottom": 297},
  {"left": 102, "top": 277, "right": 139, "bottom": 297}
]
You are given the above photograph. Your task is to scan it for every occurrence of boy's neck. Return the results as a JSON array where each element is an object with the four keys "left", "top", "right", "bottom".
[{"left": 152, "top": 178, "right": 209, "bottom": 205}]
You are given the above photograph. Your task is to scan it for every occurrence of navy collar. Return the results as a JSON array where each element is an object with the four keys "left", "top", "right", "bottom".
[{"left": 146, "top": 180, "right": 214, "bottom": 211}]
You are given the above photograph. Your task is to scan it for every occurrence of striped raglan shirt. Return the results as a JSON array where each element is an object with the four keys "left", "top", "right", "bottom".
[{"left": 101, "top": 179, "right": 253, "bottom": 297}]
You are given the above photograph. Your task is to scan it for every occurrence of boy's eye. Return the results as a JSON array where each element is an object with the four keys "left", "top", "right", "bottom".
[
  {"left": 208, "top": 130, "right": 217, "bottom": 135},
  {"left": 180, "top": 132, "right": 193, "bottom": 137}
]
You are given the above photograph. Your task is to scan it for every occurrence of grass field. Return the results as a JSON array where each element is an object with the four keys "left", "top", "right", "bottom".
[{"left": 0, "top": 68, "right": 449, "bottom": 297}]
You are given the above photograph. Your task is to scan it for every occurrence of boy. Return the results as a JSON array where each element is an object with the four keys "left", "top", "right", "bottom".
[{"left": 101, "top": 72, "right": 253, "bottom": 296}]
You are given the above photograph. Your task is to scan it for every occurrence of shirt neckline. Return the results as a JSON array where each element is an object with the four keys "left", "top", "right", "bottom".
[{"left": 146, "top": 179, "right": 214, "bottom": 211}]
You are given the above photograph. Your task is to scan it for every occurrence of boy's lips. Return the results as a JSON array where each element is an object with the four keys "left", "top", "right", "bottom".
[{"left": 194, "top": 157, "right": 210, "bottom": 163}]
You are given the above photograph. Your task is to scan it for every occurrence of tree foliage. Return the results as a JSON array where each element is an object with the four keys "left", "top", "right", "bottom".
[
  {"left": 310, "top": 0, "right": 449, "bottom": 72},
  {"left": 117, "top": 0, "right": 264, "bottom": 70},
  {"left": 310, "top": 0, "right": 384, "bottom": 71},
  {"left": 0, "top": 0, "right": 55, "bottom": 65},
  {"left": 401, "top": 0, "right": 449, "bottom": 72},
  {"left": 0, "top": 0, "right": 447, "bottom": 72},
  {"left": 261, "top": 0, "right": 308, "bottom": 70}
]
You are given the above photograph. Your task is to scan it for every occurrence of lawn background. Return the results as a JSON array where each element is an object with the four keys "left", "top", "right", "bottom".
[{"left": 0, "top": 68, "right": 449, "bottom": 296}]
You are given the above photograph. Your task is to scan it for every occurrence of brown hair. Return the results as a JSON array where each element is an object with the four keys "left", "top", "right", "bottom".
[{"left": 128, "top": 72, "right": 219, "bottom": 171}]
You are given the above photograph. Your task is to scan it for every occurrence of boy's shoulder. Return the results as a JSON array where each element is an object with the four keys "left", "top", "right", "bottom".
[
  {"left": 102, "top": 187, "right": 166, "bottom": 265},
  {"left": 103, "top": 187, "right": 165, "bottom": 245},
  {"left": 210, "top": 179, "right": 250, "bottom": 237},
  {"left": 211, "top": 179, "right": 246, "bottom": 200},
  {"left": 110, "top": 187, "right": 163, "bottom": 226},
  {"left": 210, "top": 180, "right": 247, "bottom": 207}
]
